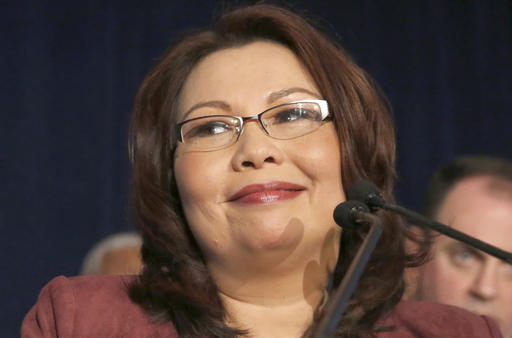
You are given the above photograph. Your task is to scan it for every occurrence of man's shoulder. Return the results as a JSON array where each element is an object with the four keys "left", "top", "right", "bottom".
[{"left": 376, "top": 300, "right": 502, "bottom": 337}]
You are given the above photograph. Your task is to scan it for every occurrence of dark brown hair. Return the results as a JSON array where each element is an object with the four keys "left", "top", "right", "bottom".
[{"left": 129, "top": 4, "right": 428, "bottom": 337}]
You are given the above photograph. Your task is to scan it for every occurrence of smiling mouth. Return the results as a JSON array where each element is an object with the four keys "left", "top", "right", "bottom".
[{"left": 228, "top": 182, "right": 306, "bottom": 204}]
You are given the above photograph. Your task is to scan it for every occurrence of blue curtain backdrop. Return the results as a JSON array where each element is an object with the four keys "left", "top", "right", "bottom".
[{"left": 2, "top": 1, "right": 511, "bottom": 336}]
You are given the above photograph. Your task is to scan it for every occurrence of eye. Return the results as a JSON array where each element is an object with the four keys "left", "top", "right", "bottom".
[
  {"left": 451, "top": 248, "right": 478, "bottom": 267},
  {"left": 273, "top": 107, "right": 320, "bottom": 123},
  {"left": 502, "top": 262, "right": 512, "bottom": 277},
  {"left": 454, "top": 250, "right": 475, "bottom": 261},
  {"left": 185, "top": 120, "right": 233, "bottom": 138}
]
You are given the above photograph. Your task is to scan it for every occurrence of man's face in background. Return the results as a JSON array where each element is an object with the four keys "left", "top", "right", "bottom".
[{"left": 416, "top": 176, "right": 512, "bottom": 337}]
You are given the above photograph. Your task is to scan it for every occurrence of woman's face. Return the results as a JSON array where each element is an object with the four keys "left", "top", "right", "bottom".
[{"left": 174, "top": 41, "right": 345, "bottom": 273}]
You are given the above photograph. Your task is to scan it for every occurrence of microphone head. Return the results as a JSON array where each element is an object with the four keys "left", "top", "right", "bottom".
[
  {"left": 333, "top": 200, "right": 370, "bottom": 230},
  {"left": 348, "top": 180, "right": 385, "bottom": 209}
]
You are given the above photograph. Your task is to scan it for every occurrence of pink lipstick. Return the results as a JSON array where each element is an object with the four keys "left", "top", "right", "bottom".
[{"left": 229, "top": 181, "right": 305, "bottom": 204}]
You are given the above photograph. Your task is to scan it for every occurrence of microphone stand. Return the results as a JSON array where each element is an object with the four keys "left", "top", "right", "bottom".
[
  {"left": 366, "top": 194, "right": 512, "bottom": 265},
  {"left": 312, "top": 211, "right": 383, "bottom": 338}
]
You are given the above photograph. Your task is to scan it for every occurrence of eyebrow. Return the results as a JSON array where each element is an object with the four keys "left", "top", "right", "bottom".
[
  {"left": 266, "top": 87, "right": 321, "bottom": 104},
  {"left": 181, "top": 87, "right": 320, "bottom": 121},
  {"left": 181, "top": 101, "right": 232, "bottom": 121}
]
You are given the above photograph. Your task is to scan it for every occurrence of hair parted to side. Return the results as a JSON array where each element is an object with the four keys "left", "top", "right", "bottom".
[
  {"left": 129, "top": 4, "right": 429, "bottom": 337},
  {"left": 423, "top": 155, "right": 512, "bottom": 218}
]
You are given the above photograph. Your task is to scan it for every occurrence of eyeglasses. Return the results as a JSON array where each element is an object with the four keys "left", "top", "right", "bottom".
[{"left": 176, "top": 99, "right": 330, "bottom": 151}]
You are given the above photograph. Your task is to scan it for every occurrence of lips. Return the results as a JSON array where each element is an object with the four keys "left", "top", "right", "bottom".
[{"left": 228, "top": 181, "right": 306, "bottom": 204}]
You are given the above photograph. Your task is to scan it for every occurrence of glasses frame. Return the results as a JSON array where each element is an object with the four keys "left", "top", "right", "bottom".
[{"left": 176, "top": 99, "right": 330, "bottom": 149}]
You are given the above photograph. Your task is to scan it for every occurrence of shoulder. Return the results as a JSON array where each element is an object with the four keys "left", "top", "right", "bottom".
[
  {"left": 21, "top": 275, "right": 178, "bottom": 338},
  {"left": 376, "top": 300, "right": 502, "bottom": 338}
]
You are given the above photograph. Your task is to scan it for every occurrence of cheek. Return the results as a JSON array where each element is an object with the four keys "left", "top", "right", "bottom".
[
  {"left": 290, "top": 124, "right": 344, "bottom": 195},
  {"left": 500, "top": 278, "right": 512, "bottom": 308},
  {"left": 419, "top": 253, "right": 469, "bottom": 302},
  {"left": 173, "top": 150, "right": 229, "bottom": 246},
  {"left": 174, "top": 149, "right": 225, "bottom": 205},
  {"left": 283, "top": 125, "right": 345, "bottom": 245},
  {"left": 175, "top": 153, "right": 206, "bottom": 203}
]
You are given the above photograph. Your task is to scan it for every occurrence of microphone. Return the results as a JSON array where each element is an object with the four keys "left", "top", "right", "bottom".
[
  {"left": 333, "top": 200, "right": 371, "bottom": 230},
  {"left": 312, "top": 200, "right": 383, "bottom": 338},
  {"left": 348, "top": 180, "right": 387, "bottom": 210},
  {"left": 349, "top": 180, "right": 512, "bottom": 265}
]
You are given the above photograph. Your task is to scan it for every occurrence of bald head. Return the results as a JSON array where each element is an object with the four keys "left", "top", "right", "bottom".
[{"left": 81, "top": 232, "right": 143, "bottom": 275}]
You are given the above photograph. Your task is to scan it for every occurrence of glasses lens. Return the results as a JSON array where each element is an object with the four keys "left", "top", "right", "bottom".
[
  {"left": 180, "top": 116, "right": 240, "bottom": 150},
  {"left": 261, "top": 102, "right": 324, "bottom": 139}
]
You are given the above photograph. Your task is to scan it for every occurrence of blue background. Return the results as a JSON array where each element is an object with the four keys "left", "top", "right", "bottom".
[{"left": 2, "top": 1, "right": 511, "bottom": 336}]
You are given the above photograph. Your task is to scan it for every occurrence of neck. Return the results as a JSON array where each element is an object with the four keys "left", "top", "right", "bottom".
[
  {"left": 220, "top": 288, "right": 327, "bottom": 338},
  {"left": 208, "top": 229, "right": 339, "bottom": 337},
  {"left": 217, "top": 264, "right": 329, "bottom": 338}
]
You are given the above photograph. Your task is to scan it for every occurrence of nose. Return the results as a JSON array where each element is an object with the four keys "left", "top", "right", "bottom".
[
  {"left": 469, "top": 260, "right": 499, "bottom": 301},
  {"left": 231, "top": 121, "right": 284, "bottom": 171}
]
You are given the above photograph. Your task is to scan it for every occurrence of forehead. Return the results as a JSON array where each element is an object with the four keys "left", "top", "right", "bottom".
[
  {"left": 436, "top": 176, "right": 512, "bottom": 251},
  {"left": 178, "top": 41, "right": 319, "bottom": 118}
]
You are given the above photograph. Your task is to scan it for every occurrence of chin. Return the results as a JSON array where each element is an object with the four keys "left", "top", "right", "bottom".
[{"left": 243, "top": 217, "right": 306, "bottom": 252}]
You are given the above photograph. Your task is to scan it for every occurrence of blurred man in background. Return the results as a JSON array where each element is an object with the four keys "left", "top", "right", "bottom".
[
  {"left": 413, "top": 156, "right": 512, "bottom": 338},
  {"left": 81, "top": 232, "right": 143, "bottom": 275}
]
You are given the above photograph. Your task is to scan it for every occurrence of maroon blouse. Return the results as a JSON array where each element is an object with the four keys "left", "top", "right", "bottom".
[{"left": 22, "top": 275, "right": 502, "bottom": 337}]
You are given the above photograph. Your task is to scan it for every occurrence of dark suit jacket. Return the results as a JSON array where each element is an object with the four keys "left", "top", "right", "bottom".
[{"left": 22, "top": 275, "right": 502, "bottom": 337}]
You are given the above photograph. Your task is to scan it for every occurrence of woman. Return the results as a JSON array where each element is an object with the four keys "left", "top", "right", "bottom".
[{"left": 22, "top": 4, "right": 502, "bottom": 337}]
